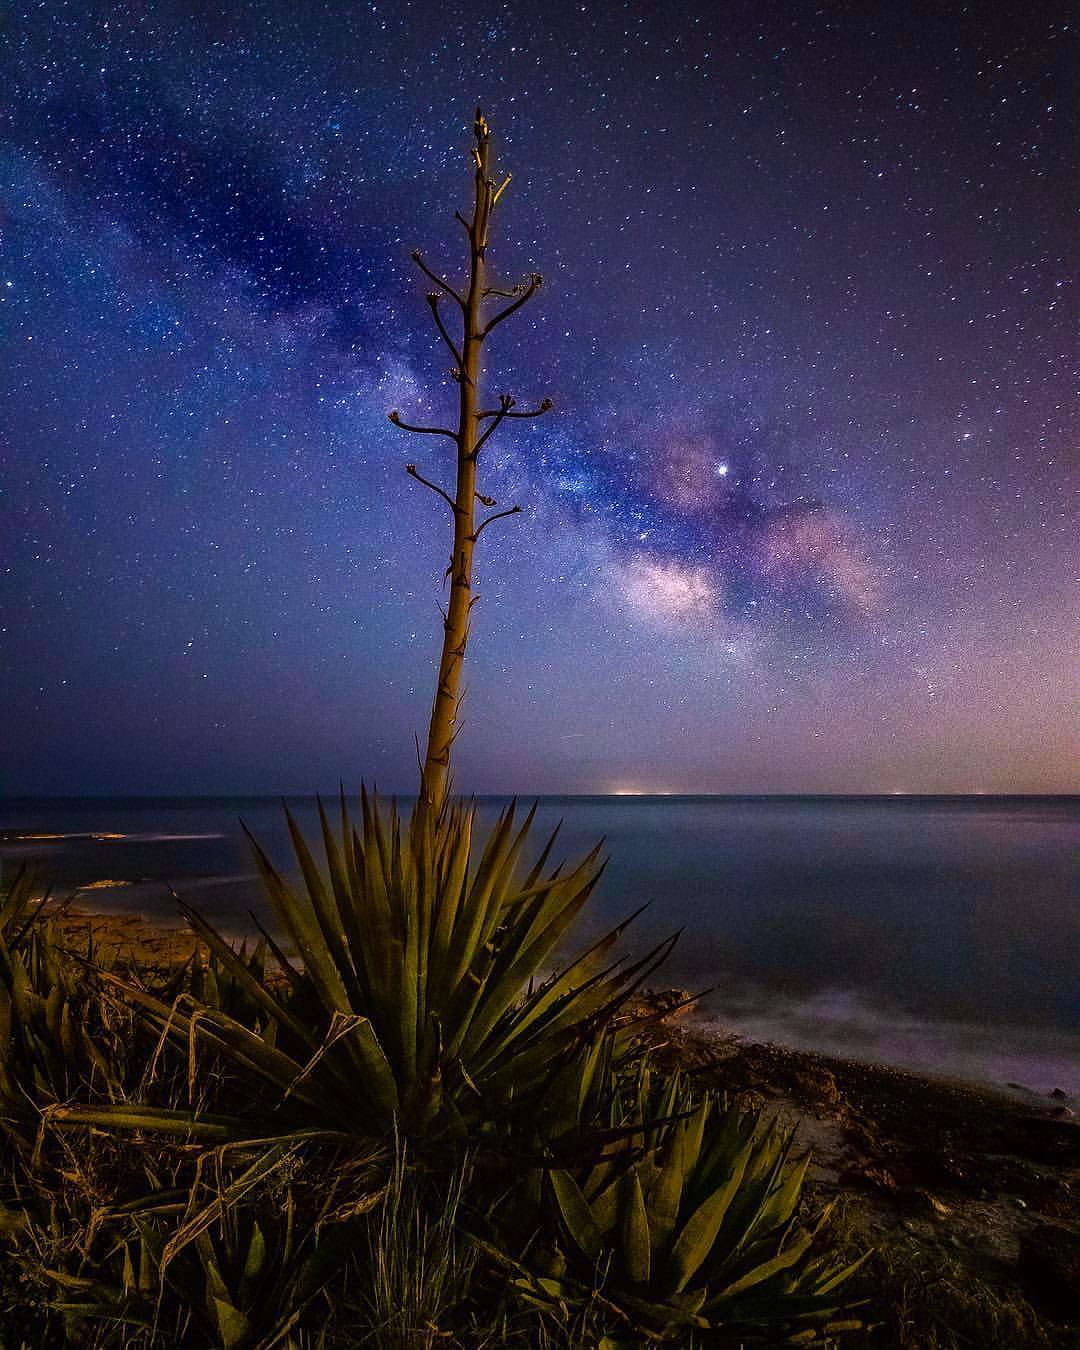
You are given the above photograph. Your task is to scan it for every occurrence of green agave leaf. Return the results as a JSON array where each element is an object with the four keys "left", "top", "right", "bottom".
[
  {"left": 443, "top": 804, "right": 517, "bottom": 997},
  {"left": 178, "top": 901, "right": 310, "bottom": 1046},
  {"left": 682, "top": 1097, "right": 710, "bottom": 1178},
  {"left": 514, "top": 935, "right": 677, "bottom": 1073},
  {"left": 810, "top": 1249, "right": 871, "bottom": 1297},
  {"left": 240, "top": 1221, "right": 268, "bottom": 1293},
  {"left": 590, "top": 1166, "right": 622, "bottom": 1236},
  {"left": 360, "top": 784, "right": 391, "bottom": 896},
  {"left": 720, "top": 1125, "right": 798, "bottom": 1264},
  {"left": 620, "top": 1166, "right": 651, "bottom": 1284},
  {"left": 529, "top": 1036, "right": 598, "bottom": 1139},
  {"left": 616, "top": 1287, "right": 711, "bottom": 1331},
  {"left": 285, "top": 1010, "right": 399, "bottom": 1124},
  {"left": 198, "top": 1234, "right": 231, "bottom": 1303},
  {"left": 319, "top": 795, "right": 365, "bottom": 966},
  {"left": 111, "top": 1188, "right": 190, "bottom": 1216},
  {"left": 459, "top": 867, "right": 608, "bottom": 1060},
  {"left": 163, "top": 1145, "right": 300, "bottom": 1283},
  {"left": 666, "top": 1136, "right": 755, "bottom": 1293},
  {"left": 286, "top": 799, "right": 361, "bottom": 1015},
  {"left": 48, "top": 1104, "right": 242, "bottom": 1139},
  {"left": 751, "top": 1146, "right": 811, "bottom": 1242},
  {"left": 648, "top": 1119, "right": 686, "bottom": 1258},
  {"left": 550, "top": 1169, "right": 603, "bottom": 1261},
  {"left": 49, "top": 1299, "right": 156, "bottom": 1328},
  {"left": 212, "top": 1295, "right": 252, "bottom": 1349},
  {"left": 714, "top": 1290, "right": 866, "bottom": 1323},
  {"left": 710, "top": 1224, "right": 816, "bottom": 1302},
  {"left": 693, "top": 1104, "right": 754, "bottom": 1196},
  {"left": 482, "top": 800, "right": 539, "bottom": 941},
  {"left": 429, "top": 806, "right": 472, "bottom": 997},
  {"left": 245, "top": 821, "right": 352, "bottom": 1016}
]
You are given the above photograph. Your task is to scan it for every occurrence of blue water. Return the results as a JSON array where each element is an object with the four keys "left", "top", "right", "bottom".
[{"left": 2, "top": 795, "right": 1078, "bottom": 1094}]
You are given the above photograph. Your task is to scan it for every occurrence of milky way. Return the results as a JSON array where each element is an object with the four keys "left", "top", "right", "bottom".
[{"left": 1, "top": 3, "right": 1076, "bottom": 794}]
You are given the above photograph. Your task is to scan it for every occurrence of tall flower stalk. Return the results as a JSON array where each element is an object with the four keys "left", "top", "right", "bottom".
[{"left": 390, "top": 109, "right": 551, "bottom": 820}]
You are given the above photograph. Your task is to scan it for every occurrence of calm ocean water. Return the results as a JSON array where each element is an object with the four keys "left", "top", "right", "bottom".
[{"left": 2, "top": 795, "right": 1078, "bottom": 1095}]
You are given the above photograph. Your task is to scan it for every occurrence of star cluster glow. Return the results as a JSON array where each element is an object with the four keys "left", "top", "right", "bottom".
[{"left": 1, "top": 3, "right": 1076, "bottom": 794}]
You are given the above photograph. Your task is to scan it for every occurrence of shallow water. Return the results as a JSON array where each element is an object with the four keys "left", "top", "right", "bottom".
[{"left": 2, "top": 794, "right": 1078, "bottom": 1094}]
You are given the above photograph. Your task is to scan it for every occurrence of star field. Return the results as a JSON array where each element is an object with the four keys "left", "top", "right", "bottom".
[{"left": 1, "top": 2, "right": 1076, "bottom": 794}]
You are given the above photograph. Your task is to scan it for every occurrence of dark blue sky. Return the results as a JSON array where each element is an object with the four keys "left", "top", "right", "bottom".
[{"left": 1, "top": 2, "right": 1076, "bottom": 794}]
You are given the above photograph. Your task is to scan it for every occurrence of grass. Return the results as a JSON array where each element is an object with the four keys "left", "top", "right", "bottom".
[{"left": 349, "top": 1138, "right": 477, "bottom": 1348}]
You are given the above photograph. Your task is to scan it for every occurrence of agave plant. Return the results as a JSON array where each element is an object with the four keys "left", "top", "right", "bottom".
[
  {"left": 0, "top": 867, "right": 128, "bottom": 1155},
  {"left": 57, "top": 792, "right": 673, "bottom": 1147},
  {"left": 498, "top": 1087, "right": 866, "bottom": 1344}
]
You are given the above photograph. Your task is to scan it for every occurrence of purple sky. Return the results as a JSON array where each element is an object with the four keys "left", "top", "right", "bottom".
[{"left": 1, "top": 2, "right": 1077, "bottom": 794}]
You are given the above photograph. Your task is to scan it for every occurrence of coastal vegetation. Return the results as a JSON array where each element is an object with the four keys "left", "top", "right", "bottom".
[
  {"left": 0, "top": 837, "right": 868, "bottom": 1345},
  {"left": 2, "top": 113, "right": 1076, "bottom": 1350}
]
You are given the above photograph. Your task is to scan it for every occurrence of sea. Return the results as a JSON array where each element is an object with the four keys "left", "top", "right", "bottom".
[{"left": 2, "top": 794, "right": 1078, "bottom": 1097}]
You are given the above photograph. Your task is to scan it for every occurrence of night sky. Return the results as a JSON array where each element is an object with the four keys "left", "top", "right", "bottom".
[{"left": 1, "top": 2, "right": 1076, "bottom": 796}]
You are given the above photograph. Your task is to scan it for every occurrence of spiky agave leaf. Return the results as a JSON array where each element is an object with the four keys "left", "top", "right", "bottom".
[{"left": 46, "top": 1195, "right": 363, "bottom": 1348}]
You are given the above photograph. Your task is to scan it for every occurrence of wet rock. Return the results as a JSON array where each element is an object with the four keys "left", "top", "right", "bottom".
[
  {"left": 1030, "top": 1177, "right": 1074, "bottom": 1221},
  {"left": 843, "top": 1120, "right": 882, "bottom": 1155},
  {"left": 1019, "top": 1222, "right": 1080, "bottom": 1315},
  {"left": 1023, "top": 1116, "right": 1080, "bottom": 1164},
  {"left": 793, "top": 1066, "right": 841, "bottom": 1107}
]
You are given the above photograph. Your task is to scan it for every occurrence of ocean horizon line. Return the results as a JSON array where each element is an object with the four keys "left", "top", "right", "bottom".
[{"left": 3, "top": 791, "right": 1078, "bottom": 803}]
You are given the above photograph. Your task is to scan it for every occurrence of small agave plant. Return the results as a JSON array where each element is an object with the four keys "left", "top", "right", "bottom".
[
  {"left": 0, "top": 867, "right": 126, "bottom": 1155},
  {"left": 57, "top": 791, "right": 673, "bottom": 1147},
  {"left": 502, "top": 1085, "right": 867, "bottom": 1344}
]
